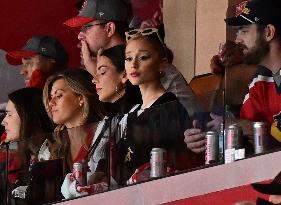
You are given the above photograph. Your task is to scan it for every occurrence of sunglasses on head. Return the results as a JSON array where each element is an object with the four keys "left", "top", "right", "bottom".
[{"left": 125, "top": 28, "right": 164, "bottom": 44}]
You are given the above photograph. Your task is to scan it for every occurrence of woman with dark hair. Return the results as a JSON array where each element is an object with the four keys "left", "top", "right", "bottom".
[
  {"left": 60, "top": 45, "right": 142, "bottom": 199},
  {"left": 94, "top": 44, "right": 142, "bottom": 116},
  {"left": 109, "top": 27, "right": 204, "bottom": 185},
  {"left": 2, "top": 87, "right": 54, "bottom": 168},
  {"left": 0, "top": 87, "right": 54, "bottom": 204}
]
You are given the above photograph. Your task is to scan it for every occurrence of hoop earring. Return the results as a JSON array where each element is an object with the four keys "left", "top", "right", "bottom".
[
  {"left": 115, "top": 83, "right": 125, "bottom": 97},
  {"left": 115, "top": 86, "right": 123, "bottom": 97}
]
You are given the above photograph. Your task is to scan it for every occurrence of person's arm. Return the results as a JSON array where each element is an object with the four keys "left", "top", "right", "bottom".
[
  {"left": 184, "top": 120, "right": 206, "bottom": 153},
  {"left": 161, "top": 64, "right": 201, "bottom": 119}
]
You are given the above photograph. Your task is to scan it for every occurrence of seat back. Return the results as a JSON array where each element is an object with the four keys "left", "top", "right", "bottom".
[{"left": 189, "top": 73, "right": 223, "bottom": 113}]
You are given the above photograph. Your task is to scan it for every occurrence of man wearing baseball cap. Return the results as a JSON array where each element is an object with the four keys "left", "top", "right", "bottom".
[
  {"left": 64, "top": 0, "right": 130, "bottom": 76},
  {"left": 185, "top": 0, "right": 281, "bottom": 155},
  {"left": 6, "top": 35, "right": 69, "bottom": 88},
  {"left": 224, "top": 0, "right": 281, "bottom": 146},
  {"left": 1, "top": 35, "right": 68, "bottom": 155},
  {"left": 64, "top": 0, "right": 202, "bottom": 120}
]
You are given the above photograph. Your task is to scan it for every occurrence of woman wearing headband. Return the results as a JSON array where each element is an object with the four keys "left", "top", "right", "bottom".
[{"left": 110, "top": 28, "right": 204, "bottom": 186}]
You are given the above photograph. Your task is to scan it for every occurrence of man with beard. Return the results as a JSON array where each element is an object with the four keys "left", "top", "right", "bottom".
[
  {"left": 225, "top": 0, "right": 281, "bottom": 145},
  {"left": 185, "top": 0, "right": 281, "bottom": 154}
]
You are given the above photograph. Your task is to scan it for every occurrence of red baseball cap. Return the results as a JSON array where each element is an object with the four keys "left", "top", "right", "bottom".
[
  {"left": 6, "top": 36, "right": 68, "bottom": 65},
  {"left": 63, "top": 0, "right": 129, "bottom": 28}
]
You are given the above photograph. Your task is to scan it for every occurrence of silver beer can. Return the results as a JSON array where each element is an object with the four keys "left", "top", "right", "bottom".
[
  {"left": 253, "top": 122, "right": 269, "bottom": 154},
  {"left": 73, "top": 162, "right": 87, "bottom": 186},
  {"left": 225, "top": 124, "right": 243, "bottom": 149},
  {"left": 205, "top": 131, "right": 219, "bottom": 164},
  {"left": 150, "top": 148, "right": 167, "bottom": 178}
]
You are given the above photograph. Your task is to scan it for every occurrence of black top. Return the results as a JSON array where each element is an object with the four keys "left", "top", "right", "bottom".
[
  {"left": 112, "top": 92, "right": 203, "bottom": 186},
  {"left": 106, "top": 83, "right": 142, "bottom": 117}
]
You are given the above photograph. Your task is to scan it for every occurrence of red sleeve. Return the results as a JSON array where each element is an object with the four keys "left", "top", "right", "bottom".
[{"left": 240, "top": 82, "right": 268, "bottom": 122}]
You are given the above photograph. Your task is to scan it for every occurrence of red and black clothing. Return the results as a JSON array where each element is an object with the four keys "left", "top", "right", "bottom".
[{"left": 240, "top": 65, "right": 281, "bottom": 143}]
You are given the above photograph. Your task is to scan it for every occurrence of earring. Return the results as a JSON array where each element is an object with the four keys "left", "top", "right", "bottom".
[
  {"left": 79, "top": 102, "right": 83, "bottom": 107},
  {"left": 159, "top": 71, "right": 165, "bottom": 77},
  {"left": 115, "top": 83, "right": 125, "bottom": 97}
]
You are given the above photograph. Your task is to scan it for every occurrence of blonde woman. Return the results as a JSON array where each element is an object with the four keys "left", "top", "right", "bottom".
[{"left": 43, "top": 69, "right": 104, "bottom": 173}]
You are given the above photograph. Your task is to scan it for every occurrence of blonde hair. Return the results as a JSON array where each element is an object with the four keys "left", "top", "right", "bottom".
[
  {"left": 43, "top": 69, "right": 104, "bottom": 124},
  {"left": 43, "top": 69, "right": 104, "bottom": 170}
]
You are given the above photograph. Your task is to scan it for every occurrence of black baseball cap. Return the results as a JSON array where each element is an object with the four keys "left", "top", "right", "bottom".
[
  {"left": 251, "top": 171, "right": 281, "bottom": 195},
  {"left": 225, "top": 0, "right": 281, "bottom": 29},
  {"left": 64, "top": 0, "right": 129, "bottom": 28},
  {"left": 6, "top": 36, "right": 69, "bottom": 65}
]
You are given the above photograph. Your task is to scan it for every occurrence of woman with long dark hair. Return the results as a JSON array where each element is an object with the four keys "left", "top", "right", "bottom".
[
  {"left": 61, "top": 45, "right": 142, "bottom": 198},
  {"left": 0, "top": 87, "right": 54, "bottom": 204}
]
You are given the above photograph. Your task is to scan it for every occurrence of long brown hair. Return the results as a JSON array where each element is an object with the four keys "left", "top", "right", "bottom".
[
  {"left": 43, "top": 69, "right": 105, "bottom": 170},
  {"left": 43, "top": 69, "right": 104, "bottom": 124},
  {"left": 8, "top": 87, "right": 54, "bottom": 173}
]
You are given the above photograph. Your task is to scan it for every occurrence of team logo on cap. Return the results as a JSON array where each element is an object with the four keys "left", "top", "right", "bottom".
[
  {"left": 79, "top": 0, "right": 88, "bottom": 14},
  {"left": 235, "top": 1, "right": 250, "bottom": 17},
  {"left": 26, "top": 38, "right": 33, "bottom": 45},
  {"left": 41, "top": 47, "right": 47, "bottom": 52}
]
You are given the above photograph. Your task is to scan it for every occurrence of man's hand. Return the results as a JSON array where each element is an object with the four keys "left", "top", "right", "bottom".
[
  {"left": 81, "top": 40, "right": 97, "bottom": 77},
  {"left": 207, "top": 113, "right": 223, "bottom": 133},
  {"left": 184, "top": 120, "right": 206, "bottom": 153}
]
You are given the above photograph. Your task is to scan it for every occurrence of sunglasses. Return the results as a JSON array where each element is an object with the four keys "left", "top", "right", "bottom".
[
  {"left": 125, "top": 28, "right": 167, "bottom": 58},
  {"left": 79, "top": 22, "right": 108, "bottom": 33},
  {"left": 125, "top": 28, "right": 164, "bottom": 45}
]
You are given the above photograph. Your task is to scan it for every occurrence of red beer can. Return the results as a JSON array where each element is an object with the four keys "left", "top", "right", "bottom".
[{"left": 73, "top": 162, "right": 87, "bottom": 186}]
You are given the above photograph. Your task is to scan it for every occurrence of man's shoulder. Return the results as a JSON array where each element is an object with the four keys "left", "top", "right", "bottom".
[
  {"left": 248, "top": 65, "right": 274, "bottom": 87},
  {"left": 253, "top": 65, "right": 272, "bottom": 78}
]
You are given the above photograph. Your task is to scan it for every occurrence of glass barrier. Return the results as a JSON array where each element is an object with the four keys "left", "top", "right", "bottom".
[
  {"left": 1, "top": 85, "right": 280, "bottom": 204},
  {"left": 109, "top": 100, "right": 205, "bottom": 189}
]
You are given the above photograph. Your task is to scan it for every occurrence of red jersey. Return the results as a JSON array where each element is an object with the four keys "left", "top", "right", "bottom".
[{"left": 240, "top": 66, "right": 281, "bottom": 141}]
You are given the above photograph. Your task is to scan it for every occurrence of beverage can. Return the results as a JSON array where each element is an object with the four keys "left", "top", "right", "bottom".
[
  {"left": 150, "top": 148, "right": 167, "bottom": 178},
  {"left": 253, "top": 122, "right": 269, "bottom": 154},
  {"left": 225, "top": 124, "right": 243, "bottom": 150},
  {"left": 205, "top": 131, "right": 219, "bottom": 164},
  {"left": 73, "top": 162, "right": 87, "bottom": 186}
]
